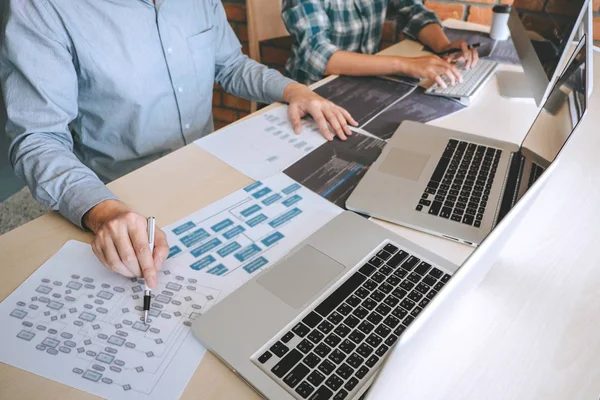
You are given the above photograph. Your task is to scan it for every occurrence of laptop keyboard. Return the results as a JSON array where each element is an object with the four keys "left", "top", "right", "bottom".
[
  {"left": 416, "top": 139, "right": 502, "bottom": 228},
  {"left": 425, "top": 59, "right": 498, "bottom": 99},
  {"left": 252, "top": 242, "right": 451, "bottom": 400},
  {"left": 527, "top": 162, "right": 545, "bottom": 189}
]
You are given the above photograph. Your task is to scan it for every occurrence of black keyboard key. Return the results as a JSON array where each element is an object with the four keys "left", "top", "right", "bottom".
[
  {"left": 369, "top": 290, "right": 385, "bottom": 303},
  {"left": 272, "top": 349, "right": 303, "bottom": 378},
  {"left": 383, "top": 295, "right": 400, "bottom": 308},
  {"left": 474, "top": 220, "right": 481, "bottom": 228},
  {"left": 355, "top": 366, "right": 369, "bottom": 379},
  {"left": 355, "top": 287, "right": 369, "bottom": 299},
  {"left": 392, "top": 288, "right": 407, "bottom": 299},
  {"left": 383, "top": 243, "right": 398, "bottom": 254},
  {"left": 400, "top": 298, "right": 416, "bottom": 310},
  {"left": 334, "top": 324, "right": 351, "bottom": 338},
  {"left": 392, "top": 306, "right": 408, "bottom": 319},
  {"left": 366, "top": 312, "right": 383, "bottom": 325},
  {"left": 368, "top": 256, "right": 383, "bottom": 268},
  {"left": 430, "top": 268, "right": 443, "bottom": 278},
  {"left": 408, "top": 291, "right": 423, "bottom": 302},
  {"left": 346, "top": 295, "right": 361, "bottom": 307},
  {"left": 284, "top": 363, "right": 310, "bottom": 388},
  {"left": 318, "top": 359, "right": 336, "bottom": 375},
  {"left": 304, "top": 353, "right": 321, "bottom": 368},
  {"left": 327, "top": 311, "right": 344, "bottom": 325},
  {"left": 386, "top": 275, "right": 400, "bottom": 286},
  {"left": 344, "top": 377, "right": 359, "bottom": 392},
  {"left": 258, "top": 351, "right": 272, "bottom": 364},
  {"left": 393, "top": 268, "right": 408, "bottom": 279},
  {"left": 379, "top": 265, "right": 393, "bottom": 276},
  {"left": 416, "top": 282, "right": 430, "bottom": 294},
  {"left": 334, "top": 390, "right": 348, "bottom": 400},
  {"left": 419, "top": 298, "right": 430, "bottom": 308},
  {"left": 414, "top": 262, "right": 431, "bottom": 276},
  {"left": 324, "top": 333, "right": 342, "bottom": 348},
  {"left": 451, "top": 214, "right": 462, "bottom": 222},
  {"left": 309, "top": 385, "right": 333, "bottom": 400},
  {"left": 375, "top": 324, "right": 391, "bottom": 338},
  {"left": 375, "top": 344, "right": 389, "bottom": 357},
  {"left": 426, "top": 289, "right": 438, "bottom": 300},
  {"left": 347, "top": 353, "right": 364, "bottom": 369},
  {"left": 356, "top": 343, "right": 374, "bottom": 358},
  {"left": 375, "top": 303, "right": 392, "bottom": 316},
  {"left": 318, "top": 321, "right": 334, "bottom": 335},
  {"left": 365, "top": 355, "right": 379, "bottom": 368},
  {"left": 365, "top": 333, "right": 382, "bottom": 348},
  {"left": 308, "top": 330, "right": 325, "bottom": 344},
  {"left": 339, "top": 339, "right": 357, "bottom": 354},
  {"left": 282, "top": 331, "right": 295, "bottom": 343},
  {"left": 441, "top": 274, "right": 451, "bottom": 283},
  {"left": 303, "top": 312, "right": 323, "bottom": 328},
  {"left": 293, "top": 323, "right": 310, "bottom": 337},
  {"left": 431, "top": 156, "right": 451, "bottom": 182},
  {"left": 387, "top": 251, "right": 408, "bottom": 268},
  {"left": 379, "top": 282, "right": 393, "bottom": 294},
  {"left": 411, "top": 306, "right": 423, "bottom": 317},
  {"left": 371, "top": 272, "right": 386, "bottom": 283},
  {"left": 307, "top": 370, "right": 326, "bottom": 387},
  {"left": 349, "top": 330, "right": 366, "bottom": 344},
  {"left": 393, "top": 325, "right": 406, "bottom": 336},
  {"left": 383, "top": 315, "right": 400, "bottom": 328},
  {"left": 362, "top": 297, "right": 378, "bottom": 310},
  {"left": 336, "top": 364, "right": 354, "bottom": 380},
  {"left": 462, "top": 214, "right": 474, "bottom": 225},
  {"left": 296, "top": 381, "right": 315, "bottom": 399},
  {"left": 401, "top": 256, "right": 420, "bottom": 271},
  {"left": 434, "top": 282, "right": 444, "bottom": 291},
  {"left": 315, "top": 273, "right": 366, "bottom": 318},
  {"left": 376, "top": 249, "right": 392, "bottom": 261},
  {"left": 328, "top": 349, "right": 346, "bottom": 364},
  {"left": 422, "top": 275, "right": 436, "bottom": 287},
  {"left": 363, "top": 279, "right": 378, "bottom": 291},
  {"left": 314, "top": 343, "right": 332, "bottom": 358},
  {"left": 270, "top": 341, "right": 289, "bottom": 357},
  {"left": 343, "top": 315, "right": 360, "bottom": 328},
  {"left": 298, "top": 339, "right": 315, "bottom": 354},
  {"left": 357, "top": 320, "right": 375, "bottom": 335},
  {"left": 325, "top": 374, "right": 344, "bottom": 391},
  {"left": 352, "top": 306, "right": 369, "bottom": 319},
  {"left": 440, "top": 207, "right": 452, "bottom": 219},
  {"left": 385, "top": 334, "right": 398, "bottom": 346},
  {"left": 428, "top": 201, "right": 442, "bottom": 216},
  {"left": 337, "top": 303, "right": 353, "bottom": 316},
  {"left": 358, "top": 263, "right": 376, "bottom": 277},
  {"left": 407, "top": 272, "right": 421, "bottom": 284},
  {"left": 403, "top": 315, "right": 415, "bottom": 325}
]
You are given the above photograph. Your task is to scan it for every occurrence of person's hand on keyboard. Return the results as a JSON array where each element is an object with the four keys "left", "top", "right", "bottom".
[
  {"left": 439, "top": 40, "right": 479, "bottom": 70},
  {"left": 400, "top": 55, "right": 463, "bottom": 89}
]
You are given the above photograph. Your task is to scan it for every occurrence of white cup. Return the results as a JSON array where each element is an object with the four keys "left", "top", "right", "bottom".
[{"left": 490, "top": 5, "right": 511, "bottom": 41}]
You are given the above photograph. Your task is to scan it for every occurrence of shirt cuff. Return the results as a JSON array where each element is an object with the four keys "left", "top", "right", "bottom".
[
  {"left": 58, "top": 181, "right": 118, "bottom": 230},
  {"left": 265, "top": 74, "right": 297, "bottom": 103},
  {"left": 404, "top": 17, "right": 441, "bottom": 41},
  {"left": 307, "top": 41, "right": 339, "bottom": 83}
]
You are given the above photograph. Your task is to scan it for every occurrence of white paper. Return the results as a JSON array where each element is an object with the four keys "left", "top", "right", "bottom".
[
  {"left": 196, "top": 105, "right": 327, "bottom": 180},
  {"left": 0, "top": 174, "right": 342, "bottom": 399}
]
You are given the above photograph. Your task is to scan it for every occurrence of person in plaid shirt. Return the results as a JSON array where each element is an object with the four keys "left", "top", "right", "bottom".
[{"left": 282, "top": 0, "right": 478, "bottom": 87}]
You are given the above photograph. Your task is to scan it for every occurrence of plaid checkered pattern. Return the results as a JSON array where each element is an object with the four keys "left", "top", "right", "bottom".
[{"left": 282, "top": 0, "right": 441, "bottom": 84}]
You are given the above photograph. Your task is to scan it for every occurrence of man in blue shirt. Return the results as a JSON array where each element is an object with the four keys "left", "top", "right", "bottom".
[{"left": 0, "top": 0, "right": 357, "bottom": 287}]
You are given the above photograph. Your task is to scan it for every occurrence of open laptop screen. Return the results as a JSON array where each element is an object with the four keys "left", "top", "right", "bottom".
[{"left": 516, "top": 37, "right": 587, "bottom": 197}]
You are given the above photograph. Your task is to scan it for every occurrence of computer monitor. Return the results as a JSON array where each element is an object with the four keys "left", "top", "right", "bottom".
[{"left": 504, "top": 0, "right": 591, "bottom": 105}]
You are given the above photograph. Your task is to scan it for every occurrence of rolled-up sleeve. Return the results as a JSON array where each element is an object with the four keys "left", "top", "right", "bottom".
[
  {"left": 0, "top": 0, "right": 116, "bottom": 229},
  {"left": 282, "top": 0, "right": 339, "bottom": 84},
  {"left": 212, "top": 0, "right": 295, "bottom": 104},
  {"left": 388, "top": 0, "right": 441, "bottom": 41}
]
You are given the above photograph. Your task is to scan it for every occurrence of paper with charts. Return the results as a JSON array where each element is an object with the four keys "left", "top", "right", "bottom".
[
  {"left": 195, "top": 105, "right": 327, "bottom": 180},
  {"left": 0, "top": 173, "right": 342, "bottom": 400}
]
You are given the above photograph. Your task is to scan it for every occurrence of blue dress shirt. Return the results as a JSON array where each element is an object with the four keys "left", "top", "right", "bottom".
[{"left": 0, "top": 0, "right": 294, "bottom": 228}]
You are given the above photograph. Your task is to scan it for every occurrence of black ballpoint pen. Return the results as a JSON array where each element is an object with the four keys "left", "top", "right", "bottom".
[
  {"left": 143, "top": 216, "right": 155, "bottom": 324},
  {"left": 436, "top": 42, "right": 481, "bottom": 57}
]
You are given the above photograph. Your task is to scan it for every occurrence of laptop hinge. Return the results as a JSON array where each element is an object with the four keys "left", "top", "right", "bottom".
[{"left": 495, "top": 151, "right": 525, "bottom": 226}]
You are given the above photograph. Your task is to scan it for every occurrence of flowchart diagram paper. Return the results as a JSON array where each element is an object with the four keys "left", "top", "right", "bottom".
[
  {"left": 0, "top": 174, "right": 342, "bottom": 399},
  {"left": 195, "top": 105, "right": 327, "bottom": 180}
]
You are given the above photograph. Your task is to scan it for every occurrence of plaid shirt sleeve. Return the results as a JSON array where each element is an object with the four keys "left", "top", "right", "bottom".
[
  {"left": 282, "top": 0, "right": 339, "bottom": 84},
  {"left": 388, "top": 0, "right": 441, "bottom": 41}
]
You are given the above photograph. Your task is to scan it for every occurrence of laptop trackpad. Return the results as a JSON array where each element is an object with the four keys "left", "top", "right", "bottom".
[
  {"left": 257, "top": 245, "right": 345, "bottom": 309},
  {"left": 379, "top": 147, "right": 430, "bottom": 181}
]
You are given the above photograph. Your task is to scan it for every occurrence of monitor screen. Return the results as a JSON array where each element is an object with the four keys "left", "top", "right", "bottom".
[{"left": 512, "top": 0, "right": 588, "bottom": 81}]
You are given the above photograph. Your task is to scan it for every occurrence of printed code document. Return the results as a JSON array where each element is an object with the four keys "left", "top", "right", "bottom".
[
  {"left": 0, "top": 173, "right": 341, "bottom": 400},
  {"left": 195, "top": 105, "right": 327, "bottom": 180}
]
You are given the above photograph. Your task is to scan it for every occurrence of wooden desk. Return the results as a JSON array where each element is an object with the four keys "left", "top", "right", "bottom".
[{"left": 0, "top": 20, "right": 572, "bottom": 400}]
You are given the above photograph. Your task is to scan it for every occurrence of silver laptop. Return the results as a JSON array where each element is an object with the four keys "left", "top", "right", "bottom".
[
  {"left": 193, "top": 211, "right": 458, "bottom": 399},
  {"left": 346, "top": 38, "right": 588, "bottom": 246}
]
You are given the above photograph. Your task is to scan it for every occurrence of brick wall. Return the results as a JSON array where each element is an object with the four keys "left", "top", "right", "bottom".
[{"left": 215, "top": 0, "right": 600, "bottom": 129}]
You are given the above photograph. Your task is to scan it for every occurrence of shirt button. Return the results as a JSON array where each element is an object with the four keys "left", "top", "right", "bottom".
[
  {"left": 178, "top": 87, "right": 183, "bottom": 93},
  {"left": 184, "top": 124, "right": 190, "bottom": 129}
]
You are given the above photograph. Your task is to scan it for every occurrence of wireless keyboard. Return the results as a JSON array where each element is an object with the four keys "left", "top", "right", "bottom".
[{"left": 425, "top": 59, "right": 499, "bottom": 105}]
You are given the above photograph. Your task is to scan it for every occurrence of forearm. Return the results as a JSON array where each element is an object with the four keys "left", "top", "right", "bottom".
[
  {"left": 323, "top": 50, "right": 411, "bottom": 77},
  {"left": 418, "top": 23, "right": 451, "bottom": 53},
  {"left": 11, "top": 133, "right": 117, "bottom": 229}
]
